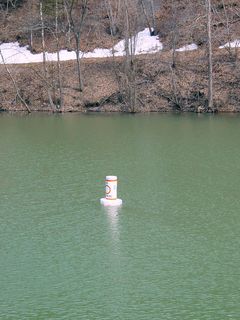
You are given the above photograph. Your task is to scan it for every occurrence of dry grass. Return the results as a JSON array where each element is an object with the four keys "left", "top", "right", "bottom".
[{"left": 1, "top": 49, "right": 240, "bottom": 113}]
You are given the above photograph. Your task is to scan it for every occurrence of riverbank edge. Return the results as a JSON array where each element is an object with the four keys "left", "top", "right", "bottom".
[{"left": 1, "top": 50, "right": 240, "bottom": 113}]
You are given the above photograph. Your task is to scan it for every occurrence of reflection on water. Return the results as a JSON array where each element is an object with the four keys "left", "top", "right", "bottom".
[{"left": 104, "top": 205, "right": 121, "bottom": 245}]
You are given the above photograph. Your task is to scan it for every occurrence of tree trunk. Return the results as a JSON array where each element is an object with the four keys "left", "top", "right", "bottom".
[
  {"left": 140, "top": 0, "right": 152, "bottom": 36},
  {"left": 64, "top": 0, "right": 88, "bottom": 93},
  {"left": 206, "top": 0, "right": 213, "bottom": 111},
  {"left": 170, "top": 0, "right": 180, "bottom": 109},
  {"left": 63, "top": 0, "right": 72, "bottom": 48},
  {"left": 40, "top": 0, "right": 55, "bottom": 109},
  {"left": 75, "top": 34, "right": 83, "bottom": 92},
  {"left": 221, "top": 0, "right": 233, "bottom": 59},
  {"left": 150, "top": 0, "right": 156, "bottom": 35},
  {"left": 123, "top": 0, "right": 137, "bottom": 112},
  {"left": 55, "top": 0, "right": 63, "bottom": 108},
  {"left": 104, "top": 0, "right": 117, "bottom": 36}
]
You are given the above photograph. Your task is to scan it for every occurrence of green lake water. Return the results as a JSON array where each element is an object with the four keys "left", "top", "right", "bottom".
[{"left": 0, "top": 113, "right": 240, "bottom": 319}]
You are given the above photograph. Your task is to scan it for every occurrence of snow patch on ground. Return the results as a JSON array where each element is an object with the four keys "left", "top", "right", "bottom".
[
  {"left": 114, "top": 28, "right": 163, "bottom": 55},
  {"left": 0, "top": 28, "right": 163, "bottom": 64},
  {"left": 2, "top": 33, "right": 239, "bottom": 65},
  {"left": 176, "top": 43, "right": 198, "bottom": 52},
  {"left": 219, "top": 39, "right": 240, "bottom": 49}
]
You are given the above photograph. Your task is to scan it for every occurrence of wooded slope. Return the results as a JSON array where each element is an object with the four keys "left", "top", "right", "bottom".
[{"left": 0, "top": 0, "right": 240, "bottom": 112}]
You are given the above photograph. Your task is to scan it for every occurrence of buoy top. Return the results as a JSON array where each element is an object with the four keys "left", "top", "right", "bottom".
[{"left": 106, "top": 175, "right": 117, "bottom": 181}]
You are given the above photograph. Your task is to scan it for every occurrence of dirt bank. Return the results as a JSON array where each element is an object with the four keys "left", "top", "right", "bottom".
[{"left": 0, "top": 49, "right": 240, "bottom": 113}]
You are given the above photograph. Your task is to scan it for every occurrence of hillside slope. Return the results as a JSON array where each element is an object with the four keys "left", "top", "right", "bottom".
[{"left": 0, "top": 0, "right": 240, "bottom": 112}]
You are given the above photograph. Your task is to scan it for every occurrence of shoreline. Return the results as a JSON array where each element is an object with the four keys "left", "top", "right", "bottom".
[
  {"left": 1, "top": 51, "right": 240, "bottom": 114},
  {"left": 1, "top": 107, "right": 240, "bottom": 114}
]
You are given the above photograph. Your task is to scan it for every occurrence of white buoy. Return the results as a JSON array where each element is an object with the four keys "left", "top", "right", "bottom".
[{"left": 100, "top": 175, "right": 123, "bottom": 206}]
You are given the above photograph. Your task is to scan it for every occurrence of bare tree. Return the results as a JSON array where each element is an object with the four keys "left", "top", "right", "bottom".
[
  {"left": 206, "top": 0, "right": 213, "bottom": 111},
  {"left": 104, "top": 0, "right": 121, "bottom": 36},
  {"left": 55, "top": 0, "right": 63, "bottom": 108},
  {"left": 140, "top": 0, "right": 152, "bottom": 35},
  {"left": 63, "top": 0, "right": 72, "bottom": 47},
  {"left": 139, "top": 0, "right": 156, "bottom": 35},
  {"left": 149, "top": 0, "right": 156, "bottom": 34},
  {"left": 0, "top": 0, "right": 20, "bottom": 15},
  {"left": 164, "top": 0, "right": 183, "bottom": 110},
  {"left": 64, "top": 0, "right": 88, "bottom": 92},
  {"left": 40, "top": 0, "right": 55, "bottom": 109},
  {"left": 216, "top": 0, "right": 235, "bottom": 59},
  {"left": 121, "top": 0, "right": 138, "bottom": 112}
]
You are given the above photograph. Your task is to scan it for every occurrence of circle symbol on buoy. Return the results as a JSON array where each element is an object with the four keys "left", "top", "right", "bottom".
[{"left": 106, "top": 185, "right": 111, "bottom": 194}]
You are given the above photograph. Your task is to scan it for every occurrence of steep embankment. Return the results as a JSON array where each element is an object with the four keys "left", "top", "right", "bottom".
[
  {"left": 0, "top": 0, "right": 240, "bottom": 112},
  {"left": 1, "top": 49, "right": 239, "bottom": 113}
]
